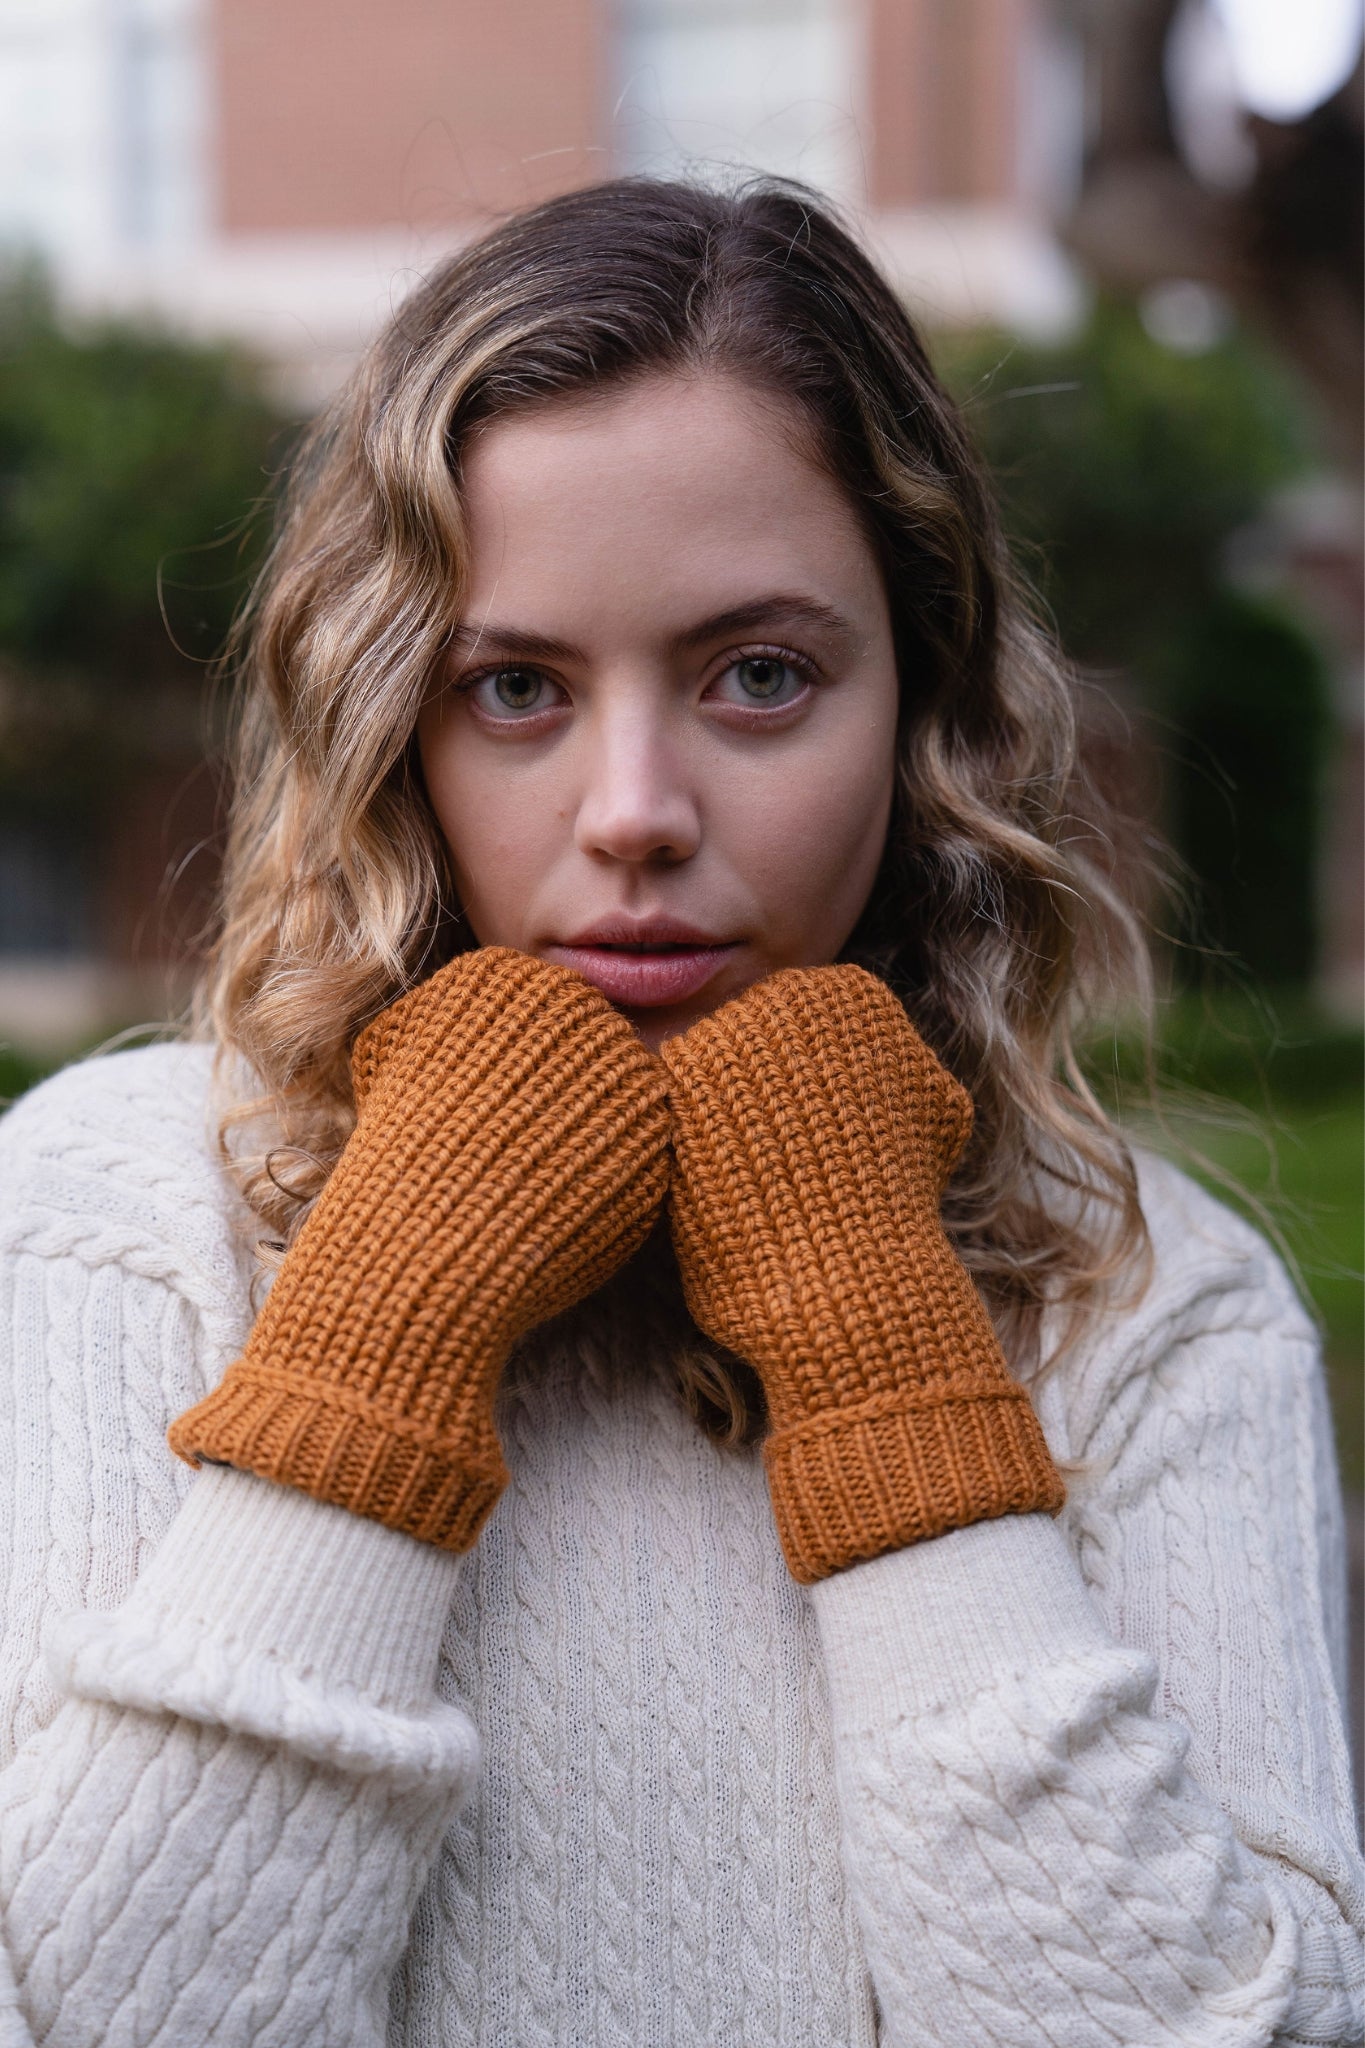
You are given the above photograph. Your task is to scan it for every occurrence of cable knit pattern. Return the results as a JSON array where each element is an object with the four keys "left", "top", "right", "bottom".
[
  {"left": 813, "top": 1511, "right": 1362, "bottom": 2047},
  {"left": 0, "top": 1041, "right": 1360, "bottom": 2046},
  {"left": 392, "top": 1346, "right": 873, "bottom": 2047}
]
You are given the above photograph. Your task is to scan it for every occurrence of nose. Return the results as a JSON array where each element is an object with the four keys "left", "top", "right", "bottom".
[{"left": 573, "top": 698, "right": 701, "bottom": 867}]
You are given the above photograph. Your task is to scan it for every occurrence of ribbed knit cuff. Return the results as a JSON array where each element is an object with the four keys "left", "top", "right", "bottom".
[
  {"left": 168, "top": 1365, "right": 508, "bottom": 1553},
  {"left": 50, "top": 1466, "right": 478, "bottom": 1793},
  {"left": 763, "top": 1383, "right": 1064, "bottom": 1584},
  {"left": 810, "top": 1514, "right": 1112, "bottom": 1729},
  {"left": 118, "top": 1465, "right": 463, "bottom": 1708}
]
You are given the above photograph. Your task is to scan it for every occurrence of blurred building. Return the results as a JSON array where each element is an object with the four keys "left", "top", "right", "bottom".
[
  {"left": 0, "top": 0, "right": 1359, "bottom": 1045},
  {"left": 0, "top": 0, "right": 1092, "bottom": 1048},
  {"left": 0, "top": 0, "right": 1086, "bottom": 405}
]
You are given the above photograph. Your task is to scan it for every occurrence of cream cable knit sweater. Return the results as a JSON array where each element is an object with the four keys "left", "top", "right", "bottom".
[{"left": 0, "top": 1042, "right": 1360, "bottom": 2048}]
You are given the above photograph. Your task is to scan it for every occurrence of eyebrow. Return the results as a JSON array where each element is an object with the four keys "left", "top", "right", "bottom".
[
  {"left": 672, "top": 594, "right": 855, "bottom": 652},
  {"left": 446, "top": 593, "right": 856, "bottom": 667},
  {"left": 446, "top": 619, "right": 581, "bottom": 664}
]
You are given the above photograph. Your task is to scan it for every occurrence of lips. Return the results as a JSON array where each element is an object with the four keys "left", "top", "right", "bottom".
[{"left": 545, "top": 918, "right": 738, "bottom": 1009}]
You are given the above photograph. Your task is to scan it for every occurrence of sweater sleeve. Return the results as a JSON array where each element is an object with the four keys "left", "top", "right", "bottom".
[
  {"left": 0, "top": 1467, "right": 477, "bottom": 2048},
  {"left": 0, "top": 1056, "right": 480, "bottom": 2048},
  {"left": 809, "top": 1202, "right": 1364, "bottom": 2047}
]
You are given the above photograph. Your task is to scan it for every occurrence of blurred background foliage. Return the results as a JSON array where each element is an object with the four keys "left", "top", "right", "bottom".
[
  {"left": 0, "top": 274, "right": 279, "bottom": 672},
  {"left": 0, "top": 275, "right": 287, "bottom": 971},
  {"left": 941, "top": 307, "right": 1332, "bottom": 987},
  {"left": 0, "top": 273, "right": 283, "bottom": 820},
  {"left": 0, "top": 251, "right": 1358, "bottom": 1487},
  {"left": 938, "top": 310, "right": 1358, "bottom": 1475},
  {"left": 0, "top": 282, "right": 1337, "bottom": 985},
  {"left": 1083, "top": 991, "right": 1363, "bottom": 1490},
  {"left": 943, "top": 305, "right": 1315, "bottom": 667}
]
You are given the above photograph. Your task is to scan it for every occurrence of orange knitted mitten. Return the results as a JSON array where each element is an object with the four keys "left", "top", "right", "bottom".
[
  {"left": 169, "top": 947, "right": 671, "bottom": 1549},
  {"left": 661, "top": 965, "right": 1062, "bottom": 1583}
]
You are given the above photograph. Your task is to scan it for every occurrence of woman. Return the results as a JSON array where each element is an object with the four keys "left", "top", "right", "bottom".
[{"left": 0, "top": 178, "right": 1359, "bottom": 2047}]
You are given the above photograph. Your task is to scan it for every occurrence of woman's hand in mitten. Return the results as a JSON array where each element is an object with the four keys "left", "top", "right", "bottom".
[
  {"left": 169, "top": 947, "right": 671, "bottom": 1549},
  {"left": 660, "top": 965, "right": 1062, "bottom": 1582}
]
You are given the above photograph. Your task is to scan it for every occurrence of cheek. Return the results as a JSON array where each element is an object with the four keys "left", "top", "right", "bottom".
[
  {"left": 724, "top": 710, "right": 897, "bottom": 949},
  {"left": 421, "top": 736, "right": 557, "bottom": 942}
]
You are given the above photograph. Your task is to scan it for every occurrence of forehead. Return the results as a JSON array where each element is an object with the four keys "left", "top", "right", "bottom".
[{"left": 455, "top": 372, "right": 884, "bottom": 634}]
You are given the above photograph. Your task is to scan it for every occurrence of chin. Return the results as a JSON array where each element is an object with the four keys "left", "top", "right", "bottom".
[
  {"left": 621, "top": 1004, "right": 691, "bottom": 1053},
  {"left": 618, "top": 984, "right": 738, "bottom": 1051}
]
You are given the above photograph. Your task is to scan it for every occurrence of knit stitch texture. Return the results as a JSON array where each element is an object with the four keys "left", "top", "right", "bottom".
[
  {"left": 0, "top": 1042, "right": 1361, "bottom": 2047},
  {"left": 663, "top": 964, "right": 1064, "bottom": 1580},
  {"left": 168, "top": 948, "right": 671, "bottom": 1549}
]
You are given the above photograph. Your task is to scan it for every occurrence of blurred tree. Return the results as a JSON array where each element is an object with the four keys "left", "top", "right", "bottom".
[
  {"left": 1064, "top": 0, "right": 1363, "bottom": 472},
  {"left": 940, "top": 303, "right": 1312, "bottom": 664},
  {"left": 1159, "top": 590, "right": 1331, "bottom": 984},
  {"left": 939, "top": 307, "right": 1327, "bottom": 985},
  {"left": 0, "top": 274, "right": 288, "bottom": 962},
  {"left": 0, "top": 272, "right": 286, "bottom": 810}
]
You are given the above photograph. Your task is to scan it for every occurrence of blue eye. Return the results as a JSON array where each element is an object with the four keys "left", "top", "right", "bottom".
[
  {"left": 713, "top": 654, "right": 810, "bottom": 709},
  {"left": 469, "top": 668, "right": 560, "bottom": 717}
]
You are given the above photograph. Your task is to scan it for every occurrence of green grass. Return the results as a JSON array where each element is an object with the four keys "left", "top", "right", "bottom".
[
  {"left": 1140, "top": 1096, "right": 1363, "bottom": 1489},
  {"left": 0, "top": 1042, "right": 55, "bottom": 1108},
  {"left": 1089, "top": 992, "right": 1363, "bottom": 1492}
]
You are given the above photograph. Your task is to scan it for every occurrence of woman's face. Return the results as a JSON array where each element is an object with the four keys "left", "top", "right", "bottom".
[{"left": 418, "top": 371, "right": 899, "bottom": 1048}]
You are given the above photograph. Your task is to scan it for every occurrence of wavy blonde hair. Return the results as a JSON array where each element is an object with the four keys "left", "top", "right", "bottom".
[{"left": 195, "top": 176, "right": 1153, "bottom": 1442}]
